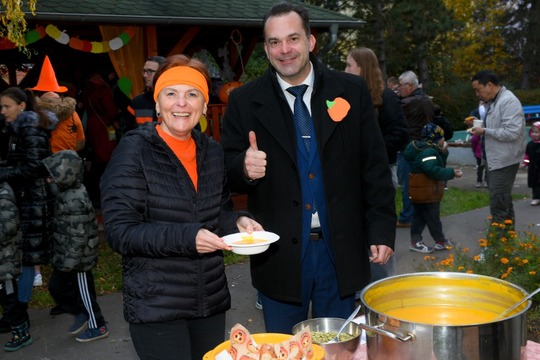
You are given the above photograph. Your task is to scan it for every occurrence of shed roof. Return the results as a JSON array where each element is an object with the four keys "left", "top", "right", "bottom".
[{"left": 25, "top": 0, "right": 363, "bottom": 28}]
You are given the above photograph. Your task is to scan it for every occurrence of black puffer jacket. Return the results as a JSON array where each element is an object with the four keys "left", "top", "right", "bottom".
[
  {"left": 0, "top": 111, "right": 56, "bottom": 265},
  {"left": 100, "top": 123, "right": 247, "bottom": 324}
]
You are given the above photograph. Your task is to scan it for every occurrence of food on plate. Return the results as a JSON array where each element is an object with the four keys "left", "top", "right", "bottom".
[
  {"left": 223, "top": 231, "right": 280, "bottom": 255},
  {"left": 231, "top": 327, "right": 248, "bottom": 345},
  {"left": 223, "top": 324, "right": 315, "bottom": 360},
  {"left": 464, "top": 115, "right": 477, "bottom": 127},
  {"left": 310, "top": 331, "right": 357, "bottom": 344},
  {"left": 232, "top": 236, "right": 268, "bottom": 245}
]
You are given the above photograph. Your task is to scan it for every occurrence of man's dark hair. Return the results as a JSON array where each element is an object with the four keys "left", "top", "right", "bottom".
[
  {"left": 146, "top": 56, "right": 166, "bottom": 65},
  {"left": 472, "top": 70, "right": 500, "bottom": 86},
  {"left": 262, "top": 2, "right": 311, "bottom": 37}
]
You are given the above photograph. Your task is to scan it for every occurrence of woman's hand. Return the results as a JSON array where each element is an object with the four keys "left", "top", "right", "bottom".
[
  {"left": 236, "top": 216, "right": 264, "bottom": 233},
  {"left": 195, "top": 228, "right": 232, "bottom": 253},
  {"left": 195, "top": 217, "right": 263, "bottom": 254}
]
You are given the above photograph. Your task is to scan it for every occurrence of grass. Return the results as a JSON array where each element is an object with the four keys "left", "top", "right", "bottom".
[{"left": 27, "top": 187, "right": 495, "bottom": 310}]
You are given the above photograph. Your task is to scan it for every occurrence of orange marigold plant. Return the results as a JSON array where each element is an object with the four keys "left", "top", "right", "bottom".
[{"left": 419, "top": 221, "right": 540, "bottom": 294}]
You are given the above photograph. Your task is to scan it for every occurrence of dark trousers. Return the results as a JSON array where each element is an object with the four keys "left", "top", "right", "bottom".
[
  {"left": 487, "top": 163, "right": 519, "bottom": 223},
  {"left": 129, "top": 312, "right": 226, "bottom": 360},
  {"left": 532, "top": 186, "right": 540, "bottom": 200},
  {"left": 0, "top": 280, "right": 27, "bottom": 326},
  {"left": 48, "top": 268, "right": 105, "bottom": 328},
  {"left": 397, "top": 153, "right": 414, "bottom": 223},
  {"left": 411, "top": 202, "right": 445, "bottom": 244},
  {"left": 475, "top": 156, "right": 486, "bottom": 183}
]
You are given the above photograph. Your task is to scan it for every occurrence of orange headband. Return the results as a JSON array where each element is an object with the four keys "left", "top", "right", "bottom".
[{"left": 153, "top": 66, "right": 209, "bottom": 103}]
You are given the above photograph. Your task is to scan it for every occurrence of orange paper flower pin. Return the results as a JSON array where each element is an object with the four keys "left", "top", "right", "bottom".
[{"left": 326, "top": 97, "right": 350, "bottom": 122}]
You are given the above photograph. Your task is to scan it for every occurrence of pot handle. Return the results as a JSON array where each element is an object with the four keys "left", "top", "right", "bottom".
[{"left": 358, "top": 323, "right": 415, "bottom": 343}]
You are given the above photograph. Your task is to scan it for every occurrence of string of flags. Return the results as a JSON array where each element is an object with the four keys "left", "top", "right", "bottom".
[{"left": 0, "top": 25, "right": 134, "bottom": 53}]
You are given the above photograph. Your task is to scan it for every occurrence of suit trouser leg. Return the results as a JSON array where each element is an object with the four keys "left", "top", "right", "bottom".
[{"left": 260, "top": 239, "right": 355, "bottom": 333}]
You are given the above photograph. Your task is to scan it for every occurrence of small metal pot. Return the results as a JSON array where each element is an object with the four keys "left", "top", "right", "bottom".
[
  {"left": 292, "top": 317, "right": 361, "bottom": 360},
  {"left": 359, "top": 272, "right": 531, "bottom": 360}
]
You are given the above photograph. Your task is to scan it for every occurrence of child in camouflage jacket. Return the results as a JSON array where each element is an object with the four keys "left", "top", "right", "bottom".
[
  {"left": 0, "top": 181, "right": 32, "bottom": 352},
  {"left": 43, "top": 150, "right": 109, "bottom": 343}
]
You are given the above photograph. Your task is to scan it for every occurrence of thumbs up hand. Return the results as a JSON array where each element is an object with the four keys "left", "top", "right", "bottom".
[{"left": 244, "top": 131, "right": 267, "bottom": 181}]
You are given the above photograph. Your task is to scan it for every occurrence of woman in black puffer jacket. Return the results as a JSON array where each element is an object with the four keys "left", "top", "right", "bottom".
[
  {"left": 100, "top": 55, "right": 262, "bottom": 360},
  {"left": 0, "top": 87, "right": 57, "bottom": 330}
]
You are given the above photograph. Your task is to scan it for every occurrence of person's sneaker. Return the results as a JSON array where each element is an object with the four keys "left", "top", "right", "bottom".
[
  {"left": 531, "top": 199, "right": 540, "bottom": 206},
  {"left": 434, "top": 239, "right": 454, "bottom": 251},
  {"left": 409, "top": 241, "right": 434, "bottom": 253},
  {"left": 475, "top": 182, "right": 482, "bottom": 188},
  {"left": 33, "top": 274, "right": 42, "bottom": 287},
  {"left": 68, "top": 314, "right": 88, "bottom": 335},
  {"left": 482, "top": 181, "right": 488, "bottom": 188},
  {"left": 75, "top": 325, "right": 109, "bottom": 343}
]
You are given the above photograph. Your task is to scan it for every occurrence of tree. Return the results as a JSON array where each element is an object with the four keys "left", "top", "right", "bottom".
[
  {"left": 1, "top": 0, "right": 37, "bottom": 49},
  {"left": 385, "top": 0, "right": 458, "bottom": 89},
  {"left": 443, "top": 0, "right": 513, "bottom": 83},
  {"left": 313, "top": 0, "right": 457, "bottom": 89},
  {"left": 503, "top": 0, "right": 540, "bottom": 89}
]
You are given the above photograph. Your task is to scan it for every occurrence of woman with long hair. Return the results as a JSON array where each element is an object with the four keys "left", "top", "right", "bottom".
[
  {"left": 0, "top": 87, "right": 58, "bottom": 351},
  {"left": 345, "top": 47, "right": 409, "bottom": 282}
]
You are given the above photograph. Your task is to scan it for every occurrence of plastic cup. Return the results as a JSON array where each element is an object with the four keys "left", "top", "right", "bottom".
[{"left": 473, "top": 119, "right": 483, "bottom": 128}]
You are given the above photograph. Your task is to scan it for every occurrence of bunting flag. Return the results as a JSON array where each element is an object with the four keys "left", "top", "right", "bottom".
[{"left": 0, "top": 25, "right": 134, "bottom": 53}]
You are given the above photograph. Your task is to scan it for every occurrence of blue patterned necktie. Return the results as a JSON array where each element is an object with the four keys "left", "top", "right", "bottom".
[
  {"left": 287, "top": 85, "right": 317, "bottom": 213},
  {"left": 287, "top": 85, "right": 312, "bottom": 152}
]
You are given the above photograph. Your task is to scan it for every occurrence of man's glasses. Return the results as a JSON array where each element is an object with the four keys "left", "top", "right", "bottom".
[{"left": 142, "top": 69, "right": 157, "bottom": 75}]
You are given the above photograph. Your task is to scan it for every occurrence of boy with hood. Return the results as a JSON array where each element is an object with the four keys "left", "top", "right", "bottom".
[
  {"left": 42, "top": 150, "right": 109, "bottom": 342},
  {"left": 37, "top": 92, "right": 85, "bottom": 154},
  {"left": 404, "top": 123, "right": 462, "bottom": 253}
]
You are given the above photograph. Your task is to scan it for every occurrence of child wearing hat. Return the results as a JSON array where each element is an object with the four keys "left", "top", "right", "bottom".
[{"left": 403, "top": 123, "right": 463, "bottom": 253}]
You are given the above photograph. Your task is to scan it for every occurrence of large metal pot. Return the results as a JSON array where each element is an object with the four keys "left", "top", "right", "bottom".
[{"left": 359, "top": 272, "right": 531, "bottom": 360}]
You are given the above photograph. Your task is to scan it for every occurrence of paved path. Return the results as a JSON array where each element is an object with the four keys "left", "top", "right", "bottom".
[{"left": 3, "top": 165, "right": 538, "bottom": 359}]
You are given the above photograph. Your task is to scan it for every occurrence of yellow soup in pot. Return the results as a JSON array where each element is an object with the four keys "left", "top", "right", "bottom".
[{"left": 384, "top": 305, "right": 498, "bottom": 325}]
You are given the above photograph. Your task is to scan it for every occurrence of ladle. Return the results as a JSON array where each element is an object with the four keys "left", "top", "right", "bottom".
[
  {"left": 494, "top": 287, "right": 540, "bottom": 321},
  {"left": 328, "top": 303, "right": 362, "bottom": 343}
]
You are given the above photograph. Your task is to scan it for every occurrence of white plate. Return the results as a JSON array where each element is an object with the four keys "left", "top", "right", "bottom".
[{"left": 222, "top": 231, "right": 280, "bottom": 255}]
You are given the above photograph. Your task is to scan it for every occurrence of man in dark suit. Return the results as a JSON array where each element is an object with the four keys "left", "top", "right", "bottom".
[{"left": 221, "top": 2, "right": 396, "bottom": 333}]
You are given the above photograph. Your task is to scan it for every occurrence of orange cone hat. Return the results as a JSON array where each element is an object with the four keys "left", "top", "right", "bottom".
[{"left": 31, "top": 56, "right": 68, "bottom": 93}]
